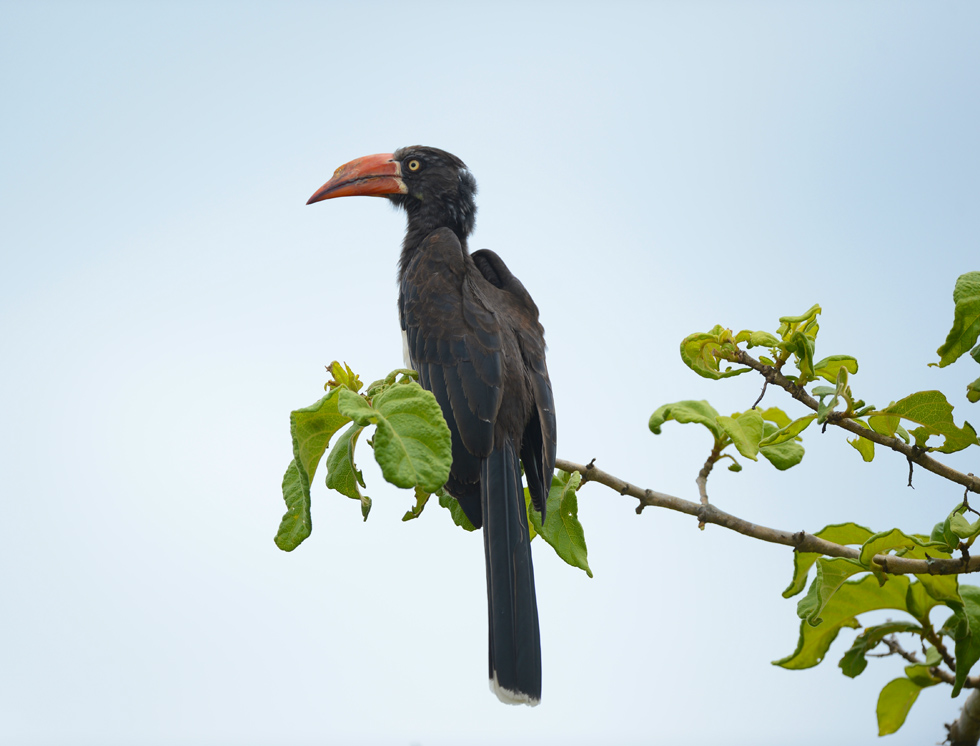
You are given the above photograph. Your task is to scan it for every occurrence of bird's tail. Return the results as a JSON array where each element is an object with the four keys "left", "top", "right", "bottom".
[{"left": 481, "top": 438, "right": 542, "bottom": 706}]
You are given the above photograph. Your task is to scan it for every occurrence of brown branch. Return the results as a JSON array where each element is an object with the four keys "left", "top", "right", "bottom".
[
  {"left": 556, "top": 457, "right": 980, "bottom": 576},
  {"left": 880, "top": 636, "right": 923, "bottom": 666},
  {"left": 696, "top": 444, "right": 722, "bottom": 512},
  {"left": 924, "top": 623, "right": 959, "bottom": 673},
  {"left": 731, "top": 349, "right": 980, "bottom": 496},
  {"left": 948, "top": 690, "right": 980, "bottom": 746}
]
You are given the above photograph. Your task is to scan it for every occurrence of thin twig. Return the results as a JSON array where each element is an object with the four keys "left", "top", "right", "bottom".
[
  {"left": 731, "top": 349, "right": 980, "bottom": 496},
  {"left": 555, "top": 457, "right": 980, "bottom": 576}
]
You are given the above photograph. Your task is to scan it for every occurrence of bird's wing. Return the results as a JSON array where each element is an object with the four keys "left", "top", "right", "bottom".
[
  {"left": 471, "top": 249, "right": 556, "bottom": 518},
  {"left": 400, "top": 229, "right": 504, "bottom": 524}
]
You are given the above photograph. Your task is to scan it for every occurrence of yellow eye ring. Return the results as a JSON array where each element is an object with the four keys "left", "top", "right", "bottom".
[{"left": 407, "top": 159, "right": 421, "bottom": 172}]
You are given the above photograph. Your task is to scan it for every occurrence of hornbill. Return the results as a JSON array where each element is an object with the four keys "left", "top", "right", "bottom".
[{"left": 307, "top": 146, "right": 556, "bottom": 706}]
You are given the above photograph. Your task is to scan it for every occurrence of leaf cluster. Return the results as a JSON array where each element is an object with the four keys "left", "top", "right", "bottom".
[
  {"left": 652, "top": 273, "right": 980, "bottom": 736},
  {"left": 274, "top": 362, "right": 591, "bottom": 577}
]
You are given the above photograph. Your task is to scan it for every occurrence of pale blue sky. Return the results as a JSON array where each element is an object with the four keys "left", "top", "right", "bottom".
[{"left": 2, "top": 2, "right": 979, "bottom": 744}]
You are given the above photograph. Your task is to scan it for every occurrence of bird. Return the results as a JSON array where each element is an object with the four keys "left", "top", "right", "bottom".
[{"left": 307, "top": 146, "right": 557, "bottom": 706}]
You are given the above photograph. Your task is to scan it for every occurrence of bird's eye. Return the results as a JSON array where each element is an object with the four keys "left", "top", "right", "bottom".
[{"left": 407, "top": 159, "right": 422, "bottom": 172}]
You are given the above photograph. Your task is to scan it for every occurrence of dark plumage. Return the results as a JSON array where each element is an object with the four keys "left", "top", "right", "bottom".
[{"left": 308, "top": 146, "right": 556, "bottom": 706}]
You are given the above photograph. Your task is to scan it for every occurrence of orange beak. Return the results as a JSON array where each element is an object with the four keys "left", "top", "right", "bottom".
[{"left": 307, "top": 152, "right": 407, "bottom": 204}]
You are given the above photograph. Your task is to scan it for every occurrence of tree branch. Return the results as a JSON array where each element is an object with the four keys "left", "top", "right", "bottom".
[
  {"left": 948, "top": 690, "right": 980, "bottom": 746},
  {"left": 557, "top": 458, "right": 980, "bottom": 576},
  {"left": 731, "top": 349, "right": 980, "bottom": 496}
]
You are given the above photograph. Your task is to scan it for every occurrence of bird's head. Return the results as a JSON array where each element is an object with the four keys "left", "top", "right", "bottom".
[{"left": 307, "top": 146, "right": 478, "bottom": 247}]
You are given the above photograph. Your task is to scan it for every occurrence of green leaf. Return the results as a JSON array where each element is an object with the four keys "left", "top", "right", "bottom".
[
  {"left": 968, "top": 375, "right": 980, "bottom": 404},
  {"left": 777, "top": 304, "right": 822, "bottom": 338},
  {"left": 950, "top": 511, "right": 980, "bottom": 541},
  {"left": 868, "top": 414, "right": 899, "bottom": 438},
  {"left": 855, "top": 529, "right": 956, "bottom": 604},
  {"left": 679, "top": 326, "right": 751, "bottom": 380},
  {"left": 717, "top": 410, "right": 764, "bottom": 461},
  {"left": 339, "top": 382, "right": 452, "bottom": 494},
  {"left": 275, "top": 389, "right": 353, "bottom": 551},
  {"left": 951, "top": 585, "right": 980, "bottom": 696},
  {"left": 275, "top": 460, "right": 313, "bottom": 551},
  {"left": 936, "top": 272, "right": 980, "bottom": 367},
  {"left": 759, "top": 407, "right": 792, "bottom": 429},
  {"left": 785, "top": 330, "right": 817, "bottom": 382},
  {"left": 904, "top": 646, "right": 943, "bottom": 687},
  {"left": 438, "top": 490, "right": 477, "bottom": 532},
  {"left": 364, "top": 368, "right": 419, "bottom": 398},
  {"left": 906, "top": 580, "right": 944, "bottom": 622},
  {"left": 759, "top": 413, "right": 815, "bottom": 447},
  {"left": 774, "top": 574, "right": 912, "bottom": 670},
  {"left": 783, "top": 522, "right": 875, "bottom": 598},
  {"left": 336, "top": 387, "right": 376, "bottom": 425},
  {"left": 876, "top": 678, "right": 922, "bottom": 736},
  {"left": 326, "top": 360, "right": 363, "bottom": 392},
  {"left": 797, "top": 557, "right": 868, "bottom": 626},
  {"left": 859, "top": 529, "right": 920, "bottom": 568},
  {"left": 401, "top": 488, "right": 430, "bottom": 522},
  {"left": 325, "top": 422, "right": 370, "bottom": 520},
  {"left": 813, "top": 355, "right": 859, "bottom": 383},
  {"left": 736, "top": 329, "right": 780, "bottom": 348},
  {"left": 649, "top": 400, "right": 723, "bottom": 439},
  {"left": 758, "top": 421, "right": 805, "bottom": 470},
  {"left": 529, "top": 470, "right": 592, "bottom": 577},
  {"left": 848, "top": 431, "right": 875, "bottom": 462},
  {"left": 839, "top": 621, "right": 922, "bottom": 678},
  {"left": 877, "top": 390, "right": 980, "bottom": 453}
]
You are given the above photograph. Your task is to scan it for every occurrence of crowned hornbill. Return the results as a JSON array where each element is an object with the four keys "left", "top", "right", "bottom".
[{"left": 307, "top": 146, "right": 556, "bottom": 706}]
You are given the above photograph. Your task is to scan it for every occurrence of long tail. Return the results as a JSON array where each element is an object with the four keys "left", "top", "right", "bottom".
[{"left": 482, "top": 438, "right": 542, "bottom": 706}]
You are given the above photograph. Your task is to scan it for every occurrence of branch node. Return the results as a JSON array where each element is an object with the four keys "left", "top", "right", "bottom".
[{"left": 579, "top": 458, "right": 597, "bottom": 486}]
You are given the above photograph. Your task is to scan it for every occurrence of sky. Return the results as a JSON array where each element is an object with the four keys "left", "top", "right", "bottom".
[{"left": 2, "top": 1, "right": 979, "bottom": 744}]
